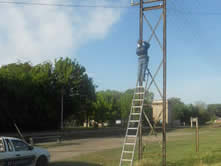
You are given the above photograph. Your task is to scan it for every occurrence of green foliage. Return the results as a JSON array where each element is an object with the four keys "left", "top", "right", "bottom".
[
  {"left": 0, "top": 58, "right": 96, "bottom": 131},
  {"left": 169, "top": 98, "right": 211, "bottom": 124},
  {"left": 169, "top": 97, "right": 186, "bottom": 120},
  {"left": 92, "top": 89, "right": 154, "bottom": 125},
  {"left": 208, "top": 104, "right": 221, "bottom": 117},
  {"left": 92, "top": 90, "right": 121, "bottom": 124},
  {"left": 0, "top": 58, "right": 217, "bottom": 131}
]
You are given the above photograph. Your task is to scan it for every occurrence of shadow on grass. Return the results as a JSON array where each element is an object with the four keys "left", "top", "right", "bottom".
[{"left": 50, "top": 161, "right": 101, "bottom": 166}]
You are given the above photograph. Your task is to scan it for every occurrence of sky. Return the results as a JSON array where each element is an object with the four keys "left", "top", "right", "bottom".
[{"left": 0, "top": 0, "right": 220, "bottom": 104}]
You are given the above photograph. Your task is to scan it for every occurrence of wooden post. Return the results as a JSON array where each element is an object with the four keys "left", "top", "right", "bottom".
[
  {"left": 29, "top": 137, "right": 34, "bottom": 146},
  {"left": 190, "top": 117, "right": 193, "bottom": 128},
  {"left": 196, "top": 118, "right": 199, "bottom": 152},
  {"left": 140, "top": 116, "right": 143, "bottom": 160},
  {"left": 57, "top": 137, "right": 62, "bottom": 144},
  {"left": 162, "top": 1, "right": 167, "bottom": 165},
  {"left": 138, "top": 87, "right": 143, "bottom": 161},
  {"left": 138, "top": 0, "right": 143, "bottom": 159},
  {"left": 14, "top": 123, "right": 27, "bottom": 143},
  {"left": 192, "top": 117, "right": 199, "bottom": 152},
  {"left": 61, "top": 89, "right": 64, "bottom": 130}
]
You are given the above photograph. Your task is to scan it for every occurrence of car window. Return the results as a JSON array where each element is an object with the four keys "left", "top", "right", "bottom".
[
  {"left": 5, "top": 139, "right": 13, "bottom": 152},
  {"left": 11, "top": 140, "right": 29, "bottom": 151}
]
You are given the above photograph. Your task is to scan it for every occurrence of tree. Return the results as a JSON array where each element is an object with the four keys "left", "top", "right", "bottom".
[
  {"left": 53, "top": 57, "right": 86, "bottom": 129},
  {"left": 208, "top": 104, "right": 221, "bottom": 118},
  {"left": 194, "top": 101, "right": 210, "bottom": 124},
  {"left": 0, "top": 58, "right": 96, "bottom": 131},
  {"left": 92, "top": 92, "right": 111, "bottom": 123},
  {"left": 168, "top": 97, "right": 185, "bottom": 121}
]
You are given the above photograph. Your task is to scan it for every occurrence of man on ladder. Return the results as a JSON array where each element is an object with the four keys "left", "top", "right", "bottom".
[
  {"left": 137, "top": 41, "right": 150, "bottom": 86},
  {"left": 119, "top": 41, "right": 151, "bottom": 166}
]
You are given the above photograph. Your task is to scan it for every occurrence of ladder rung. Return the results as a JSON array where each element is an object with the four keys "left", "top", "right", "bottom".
[
  {"left": 135, "top": 92, "right": 145, "bottom": 95},
  {"left": 123, "top": 151, "right": 133, "bottom": 154},
  {"left": 125, "top": 143, "right": 135, "bottom": 145},
  {"left": 133, "top": 99, "right": 144, "bottom": 101},
  {"left": 129, "top": 120, "right": 140, "bottom": 122},
  {"left": 122, "top": 159, "right": 132, "bottom": 162},
  {"left": 136, "top": 86, "right": 144, "bottom": 88},
  {"left": 127, "top": 135, "right": 136, "bottom": 138},
  {"left": 131, "top": 113, "right": 141, "bottom": 115},
  {"left": 128, "top": 127, "right": 138, "bottom": 130},
  {"left": 132, "top": 106, "right": 142, "bottom": 108}
]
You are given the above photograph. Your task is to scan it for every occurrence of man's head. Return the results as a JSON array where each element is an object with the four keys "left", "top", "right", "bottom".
[
  {"left": 143, "top": 41, "right": 150, "bottom": 49},
  {"left": 137, "top": 40, "right": 150, "bottom": 49},
  {"left": 137, "top": 39, "right": 143, "bottom": 47}
]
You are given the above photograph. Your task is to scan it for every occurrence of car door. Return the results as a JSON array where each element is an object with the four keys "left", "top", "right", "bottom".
[
  {"left": 0, "top": 138, "right": 16, "bottom": 166},
  {"left": 0, "top": 138, "right": 9, "bottom": 165},
  {"left": 10, "top": 139, "right": 36, "bottom": 166}
]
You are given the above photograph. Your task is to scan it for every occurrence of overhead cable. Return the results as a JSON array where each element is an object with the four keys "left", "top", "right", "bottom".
[{"left": 0, "top": 1, "right": 131, "bottom": 8}]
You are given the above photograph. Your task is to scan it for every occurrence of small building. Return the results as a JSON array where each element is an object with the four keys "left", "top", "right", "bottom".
[
  {"left": 152, "top": 100, "right": 172, "bottom": 125},
  {"left": 215, "top": 117, "right": 221, "bottom": 124}
]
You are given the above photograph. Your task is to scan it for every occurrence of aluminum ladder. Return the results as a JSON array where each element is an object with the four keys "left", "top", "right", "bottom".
[{"left": 119, "top": 85, "right": 145, "bottom": 166}]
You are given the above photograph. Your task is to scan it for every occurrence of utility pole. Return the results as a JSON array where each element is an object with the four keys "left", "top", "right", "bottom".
[
  {"left": 132, "top": 0, "right": 167, "bottom": 165},
  {"left": 61, "top": 88, "right": 64, "bottom": 130},
  {"left": 162, "top": 0, "right": 167, "bottom": 165},
  {"left": 119, "top": 0, "right": 167, "bottom": 165},
  {"left": 138, "top": 0, "right": 143, "bottom": 161},
  {"left": 139, "top": 0, "right": 143, "bottom": 45}
]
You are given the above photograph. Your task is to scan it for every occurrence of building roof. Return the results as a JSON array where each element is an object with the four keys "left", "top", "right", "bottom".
[{"left": 152, "top": 100, "right": 168, "bottom": 104}]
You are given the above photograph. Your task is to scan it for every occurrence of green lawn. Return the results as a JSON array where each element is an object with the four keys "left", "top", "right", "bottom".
[{"left": 50, "top": 126, "right": 221, "bottom": 166}]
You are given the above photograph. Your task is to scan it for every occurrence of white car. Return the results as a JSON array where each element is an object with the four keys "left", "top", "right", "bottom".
[{"left": 0, "top": 137, "right": 50, "bottom": 166}]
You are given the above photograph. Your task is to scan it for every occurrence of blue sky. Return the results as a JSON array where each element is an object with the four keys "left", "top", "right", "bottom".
[{"left": 0, "top": 0, "right": 220, "bottom": 104}]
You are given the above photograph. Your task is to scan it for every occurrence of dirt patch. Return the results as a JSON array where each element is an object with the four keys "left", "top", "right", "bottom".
[
  {"left": 48, "top": 137, "right": 124, "bottom": 162},
  {"left": 47, "top": 129, "right": 203, "bottom": 162}
]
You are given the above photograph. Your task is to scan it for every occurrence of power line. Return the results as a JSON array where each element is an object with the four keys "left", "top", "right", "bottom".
[
  {"left": 0, "top": 0, "right": 220, "bottom": 15},
  {"left": 0, "top": 1, "right": 132, "bottom": 8},
  {"left": 169, "top": 9, "right": 221, "bottom": 16}
]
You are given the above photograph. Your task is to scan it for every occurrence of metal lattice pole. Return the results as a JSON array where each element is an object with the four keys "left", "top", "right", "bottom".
[{"left": 131, "top": 0, "right": 167, "bottom": 165}]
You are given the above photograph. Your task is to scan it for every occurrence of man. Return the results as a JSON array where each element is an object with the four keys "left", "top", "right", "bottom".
[{"left": 136, "top": 41, "right": 150, "bottom": 86}]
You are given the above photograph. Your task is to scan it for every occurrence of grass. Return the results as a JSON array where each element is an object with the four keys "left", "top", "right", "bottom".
[{"left": 50, "top": 125, "right": 221, "bottom": 166}]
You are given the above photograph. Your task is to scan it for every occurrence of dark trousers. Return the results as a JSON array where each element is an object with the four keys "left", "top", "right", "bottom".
[{"left": 137, "top": 57, "right": 148, "bottom": 86}]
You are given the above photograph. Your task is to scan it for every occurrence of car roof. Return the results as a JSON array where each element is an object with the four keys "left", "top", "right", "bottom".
[{"left": 0, "top": 137, "right": 22, "bottom": 141}]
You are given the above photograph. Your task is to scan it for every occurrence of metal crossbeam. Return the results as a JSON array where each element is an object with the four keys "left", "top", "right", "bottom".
[
  {"left": 131, "top": 0, "right": 163, "bottom": 6},
  {"left": 145, "top": 13, "right": 163, "bottom": 50},
  {"left": 144, "top": 5, "right": 163, "bottom": 11},
  {"left": 143, "top": 111, "right": 155, "bottom": 134},
  {"left": 147, "top": 60, "right": 163, "bottom": 91},
  {"left": 147, "top": 69, "right": 163, "bottom": 99}
]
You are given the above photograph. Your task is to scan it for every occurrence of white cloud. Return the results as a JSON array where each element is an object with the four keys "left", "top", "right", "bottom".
[{"left": 0, "top": 0, "right": 126, "bottom": 65}]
